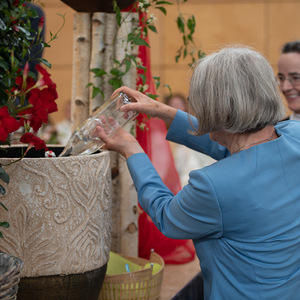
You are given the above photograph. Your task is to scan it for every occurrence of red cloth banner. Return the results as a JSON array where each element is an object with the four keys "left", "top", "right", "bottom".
[{"left": 123, "top": 6, "right": 196, "bottom": 264}]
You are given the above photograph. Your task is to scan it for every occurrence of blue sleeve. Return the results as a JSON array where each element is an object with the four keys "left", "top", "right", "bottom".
[
  {"left": 166, "top": 110, "right": 231, "bottom": 160},
  {"left": 127, "top": 153, "right": 223, "bottom": 240}
]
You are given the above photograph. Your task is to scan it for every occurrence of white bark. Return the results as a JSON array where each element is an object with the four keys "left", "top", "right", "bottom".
[
  {"left": 116, "top": 12, "right": 139, "bottom": 89},
  {"left": 72, "top": 13, "right": 91, "bottom": 129},
  {"left": 89, "top": 12, "right": 106, "bottom": 115},
  {"left": 103, "top": 13, "right": 118, "bottom": 100},
  {"left": 118, "top": 155, "right": 138, "bottom": 256}
]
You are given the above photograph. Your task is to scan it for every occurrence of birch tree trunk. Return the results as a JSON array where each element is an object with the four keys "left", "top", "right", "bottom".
[
  {"left": 114, "top": 11, "right": 139, "bottom": 256},
  {"left": 89, "top": 12, "right": 106, "bottom": 115},
  {"left": 71, "top": 11, "right": 138, "bottom": 258},
  {"left": 103, "top": 13, "right": 118, "bottom": 100},
  {"left": 72, "top": 13, "right": 91, "bottom": 130}
]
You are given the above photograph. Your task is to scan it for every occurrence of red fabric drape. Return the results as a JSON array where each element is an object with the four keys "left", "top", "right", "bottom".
[{"left": 123, "top": 6, "right": 196, "bottom": 264}]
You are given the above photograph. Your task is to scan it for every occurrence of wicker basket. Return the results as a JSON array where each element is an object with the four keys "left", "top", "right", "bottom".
[
  {"left": 99, "top": 252, "right": 165, "bottom": 300},
  {"left": 0, "top": 251, "right": 23, "bottom": 300}
]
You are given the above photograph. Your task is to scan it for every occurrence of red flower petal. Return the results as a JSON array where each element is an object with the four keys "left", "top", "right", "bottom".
[
  {"left": 20, "top": 133, "right": 48, "bottom": 151},
  {"left": 0, "top": 107, "right": 20, "bottom": 142}
]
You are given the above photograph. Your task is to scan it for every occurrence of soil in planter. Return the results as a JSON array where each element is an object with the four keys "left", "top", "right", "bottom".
[
  {"left": 17, "top": 264, "right": 107, "bottom": 300},
  {"left": 1, "top": 146, "right": 100, "bottom": 158}
]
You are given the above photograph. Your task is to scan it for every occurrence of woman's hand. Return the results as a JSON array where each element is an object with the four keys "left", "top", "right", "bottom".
[
  {"left": 113, "top": 86, "right": 178, "bottom": 126},
  {"left": 96, "top": 125, "right": 144, "bottom": 159}
]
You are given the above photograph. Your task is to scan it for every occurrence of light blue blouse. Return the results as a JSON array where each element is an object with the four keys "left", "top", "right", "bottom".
[{"left": 127, "top": 110, "right": 300, "bottom": 300}]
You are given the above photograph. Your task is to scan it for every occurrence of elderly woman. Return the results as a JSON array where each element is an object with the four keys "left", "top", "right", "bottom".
[{"left": 96, "top": 47, "right": 300, "bottom": 299}]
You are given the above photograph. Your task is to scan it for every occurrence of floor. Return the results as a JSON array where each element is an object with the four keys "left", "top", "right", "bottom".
[{"left": 159, "top": 256, "right": 200, "bottom": 299}]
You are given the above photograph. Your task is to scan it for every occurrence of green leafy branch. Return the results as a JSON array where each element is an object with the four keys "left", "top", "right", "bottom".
[{"left": 175, "top": 1, "right": 205, "bottom": 66}]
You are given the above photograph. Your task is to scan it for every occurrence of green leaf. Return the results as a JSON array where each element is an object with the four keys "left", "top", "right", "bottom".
[
  {"left": 146, "top": 93, "right": 159, "bottom": 100},
  {"left": 90, "top": 68, "right": 107, "bottom": 77},
  {"left": 0, "top": 167, "right": 9, "bottom": 184},
  {"left": 0, "top": 222, "right": 9, "bottom": 228},
  {"left": 0, "top": 185, "right": 6, "bottom": 195},
  {"left": 139, "top": 74, "right": 146, "bottom": 85},
  {"left": 153, "top": 76, "right": 161, "bottom": 89},
  {"left": 125, "top": 60, "right": 131, "bottom": 73},
  {"left": 156, "top": 1, "right": 173, "bottom": 5},
  {"left": 86, "top": 82, "right": 93, "bottom": 88},
  {"left": 113, "top": 0, "right": 122, "bottom": 26},
  {"left": 108, "top": 78, "right": 123, "bottom": 90},
  {"left": 183, "top": 47, "right": 187, "bottom": 58},
  {"left": 187, "top": 16, "right": 195, "bottom": 33},
  {"left": 0, "top": 18, "right": 6, "bottom": 30},
  {"left": 183, "top": 35, "right": 188, "bottom": 46},
  {"left": 0, "top": 201, "right": 8, "bottom": 211},
  {"left": 113, "top": 58, "right": 121, "bottom": 65},
  {"left": 0, "top": 232, "right": 3, "bottom": 238},
  {"left": 110, "top": 68, "right": 123, "bottom": 76},
  {"left": 126, "top": 54, "right": 137, "bottom": 65},
  {"left": 175, "top": 46, "right": 183, "bottom": 62},
  {"left": 92, "top": 86, "right": 104, "bottom": 99},
  {"left": 116, "top": 10, "right": 121, "bottom": 26},
  {"left": 143, "top": 26, "right": 148, "bottom": 37},
  {"left": 38, "top": 58, "right": 52, "bottom": 68},
  {"left": 177, "top": 16, "right": 185, "bottom": 33},
  {"left": 163, "top": 84, "right": 172, "bottom": 95},
  {"left": 156, "top": 6, "right": 167, "bottom": 15},
  {"left": 132, "top": 37, "right": 150, "bottom": 47},
  {"left": 0, "top": 59, "right": 8, "bottom": 71},
  {"left": 148, "top": 25, "right": 157, "bottom": 33}
]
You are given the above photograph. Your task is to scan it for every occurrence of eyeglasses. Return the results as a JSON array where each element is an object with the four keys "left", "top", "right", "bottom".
[{"left": 277, "top": 73, "right": 300, "bottom": 87}]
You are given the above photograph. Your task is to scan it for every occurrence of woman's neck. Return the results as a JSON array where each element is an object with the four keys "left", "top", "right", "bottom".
[{"left": 213, "top": 126, "right": 278, "bottom": 154}]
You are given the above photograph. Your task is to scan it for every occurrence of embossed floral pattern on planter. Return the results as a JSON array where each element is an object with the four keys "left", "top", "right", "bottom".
[{"left": 0, "top": 151, "right": 112, "bottom": 277}]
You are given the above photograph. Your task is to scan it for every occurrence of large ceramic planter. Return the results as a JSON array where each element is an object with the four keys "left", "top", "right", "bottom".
[{"left": 0, "top": 146, "right": 112, "bottom": 299}]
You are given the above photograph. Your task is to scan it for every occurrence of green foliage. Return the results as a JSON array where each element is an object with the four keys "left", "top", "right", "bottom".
[
  {"left": 175, "top": 11, "right": 204, "bottom": 66},
  {"left": 89, "top": 0, "right": 202, "bottom": 100},
  {"left": 0, "top": 0, "right": 65, "bottom": 105}
]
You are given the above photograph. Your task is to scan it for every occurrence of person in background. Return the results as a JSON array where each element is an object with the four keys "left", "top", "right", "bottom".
[
  {"left": 96, "top": 46, "right": 300, "bottom": 299},
  {"left": 277, "top": 40, "right": 300, "bottom": 120},
  {"left": 165, "top": 93, "right": 187, "bottom": 112},
  {"left": 165, "top": 93, "right": 215, "bottom": 186}
]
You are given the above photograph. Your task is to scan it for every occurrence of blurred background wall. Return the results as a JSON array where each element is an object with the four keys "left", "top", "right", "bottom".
[{"left": 43, "top": 0, "right": 300, "bottom": 124}]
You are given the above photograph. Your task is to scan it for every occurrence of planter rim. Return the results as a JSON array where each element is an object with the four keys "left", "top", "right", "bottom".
[{"left": 0, "top": 146, "right": 109, "bottom": 161}]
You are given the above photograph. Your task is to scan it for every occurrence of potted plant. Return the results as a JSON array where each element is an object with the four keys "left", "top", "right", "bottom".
[{"left": 0, "top": 1, "right": 113, "bottom": 299}]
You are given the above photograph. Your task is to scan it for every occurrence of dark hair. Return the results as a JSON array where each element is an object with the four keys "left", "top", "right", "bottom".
[{"left": 281, "top": 41, "right": 300, "bottom": 54}]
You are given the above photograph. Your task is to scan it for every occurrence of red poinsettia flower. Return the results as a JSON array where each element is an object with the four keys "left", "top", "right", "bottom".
[
  {"left": 20, "top": 133, "right": 48, "bottom": 151},
  {"left": 0, "top": 106, "right": 20, "bottom": 142}
]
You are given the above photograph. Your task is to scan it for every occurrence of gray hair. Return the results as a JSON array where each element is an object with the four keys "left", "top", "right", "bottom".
[{"left": 188, "top": 46, "right": 285, "bottom": 135}]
